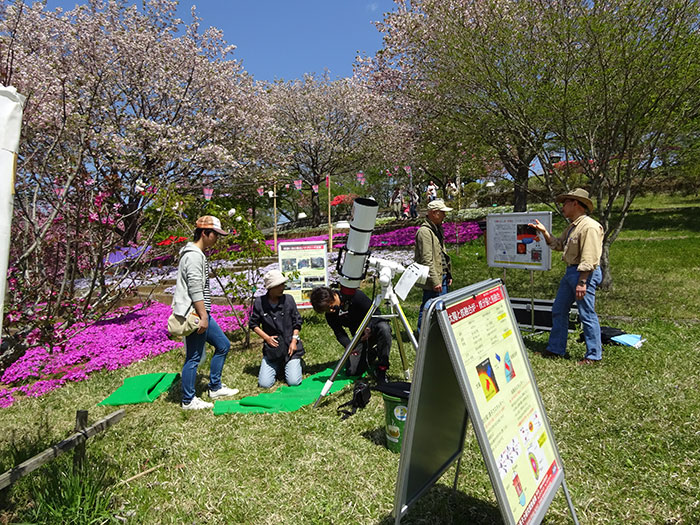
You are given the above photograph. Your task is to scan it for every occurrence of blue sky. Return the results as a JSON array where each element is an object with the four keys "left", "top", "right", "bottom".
[{"left": 45, "top": 0, "right": 398, "bottom": 81}]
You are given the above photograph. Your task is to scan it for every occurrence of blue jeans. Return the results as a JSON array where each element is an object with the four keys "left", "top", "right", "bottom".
[
  {"left": 548, "top": 266, "right": 603, "bottom": 360},
  {"left": 417, "top": 274, "right": 449, "bottom": 332},
  {"left": 182, "top": 314, "right": 230, "bottom": 403},
  {"left": 258, "top": 356, "right": 302, "bottom": 388}
]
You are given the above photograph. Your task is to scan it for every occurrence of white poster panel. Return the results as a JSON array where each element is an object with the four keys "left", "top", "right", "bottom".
[
  {"left": 278, "top": 241, "right": 328, "bottom": 308},
  {"left": 394, "top": 279, "right": 572, "bottom": 525},
  {"left": 439, "top": 283, "right": 564, "bottom": 524},
  {"left": 486, "top": 212, "right": 552, "bottom": 271}
]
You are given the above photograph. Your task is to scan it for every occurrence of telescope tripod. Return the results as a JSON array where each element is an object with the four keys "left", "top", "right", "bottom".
[{"left": 313, "top": 278, "right": 418, "bottom": 408}]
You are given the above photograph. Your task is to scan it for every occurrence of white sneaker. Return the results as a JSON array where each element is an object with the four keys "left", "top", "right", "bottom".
[
  {"left": 181, "top": 396, "right": 214, "bottom": 410},
  {"left": 208, "top": 384, "right": 239, "bottom": 399}
]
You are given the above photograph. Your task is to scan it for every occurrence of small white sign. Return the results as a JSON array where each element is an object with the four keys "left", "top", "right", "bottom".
[{"left": 395, "top": 263, "right": 429, "bottom": 301}]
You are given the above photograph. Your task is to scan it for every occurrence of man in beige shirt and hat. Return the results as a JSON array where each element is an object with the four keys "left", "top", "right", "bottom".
[{"left": 529, "top": 189, "right": 605, "bottom": 364}]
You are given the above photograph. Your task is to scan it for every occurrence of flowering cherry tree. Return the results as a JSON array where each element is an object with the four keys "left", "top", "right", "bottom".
[
  {"left": 267, "top": 72, "right": 413, "bottom": 225},
  {"left": 0, "top": 0, "right": 270, "bottom": 347},
  {"left": 359, "top": 0, "right": 557, "bottom": 211}
]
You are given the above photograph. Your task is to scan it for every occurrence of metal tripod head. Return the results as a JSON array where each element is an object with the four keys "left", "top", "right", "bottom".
[{"left": 367, "top": 256, "right": 405, "bottom": 307}]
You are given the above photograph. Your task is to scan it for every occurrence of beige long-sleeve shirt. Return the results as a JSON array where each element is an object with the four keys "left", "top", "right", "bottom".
[{"left": 547, "top": 215, "right": 604, "bottom": 272}]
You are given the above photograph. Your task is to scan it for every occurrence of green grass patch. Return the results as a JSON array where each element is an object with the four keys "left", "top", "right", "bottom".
[{"left": 0, "top": 199, "right": 698, "bottom": 524}]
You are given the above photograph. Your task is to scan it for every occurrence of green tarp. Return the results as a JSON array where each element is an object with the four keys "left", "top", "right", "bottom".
[
  {"left": 98, "top": 372, "right": 179, "bottom": 406},
  {"left": 213, "top": 368, "right": 357, "bottom": 415}
]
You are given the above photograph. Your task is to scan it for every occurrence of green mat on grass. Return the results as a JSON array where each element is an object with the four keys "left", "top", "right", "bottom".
[
  {"left": 98, "top": 372, "right": 179, "bottom": 406},
  {"left": 213, "top": 368, "right": 357, "bottom": 415}
]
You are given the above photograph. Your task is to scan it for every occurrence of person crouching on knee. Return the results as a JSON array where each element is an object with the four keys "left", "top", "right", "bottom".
[{"left": 249, "top": 270, "right": 304, "bottom": 388}]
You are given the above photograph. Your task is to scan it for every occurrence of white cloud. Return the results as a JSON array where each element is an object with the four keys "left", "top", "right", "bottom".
[{"left": 366, "top": 2, "right": 379, "bottom": 12}]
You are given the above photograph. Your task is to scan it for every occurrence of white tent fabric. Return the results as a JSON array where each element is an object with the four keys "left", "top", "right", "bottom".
[{"left": 0, "top": 85, "right": 26, "bottom": 341}]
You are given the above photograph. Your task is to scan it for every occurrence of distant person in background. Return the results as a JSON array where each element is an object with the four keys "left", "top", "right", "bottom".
[
  {"left": 172, "top": 215, "right": 239, "bottom": 410},
  {"left": 409, "top": 188, "right": 420, "bottom": 218},
  {"left": 446, "top": 180, "right": 458, "bottom": 201},
  {"left": 249, "top": 270, "right": 304, "bottom": 388},
  {"left": 310, "top": 286, "right": 391, "bottom": 383},
  {"left": 414, "top": 199, "right": 453, "bottom": 332},
  {"left": 426, "top": 181, "right": 438, "bottom": 202},
  {"left": 529, "top": 188, "right": 604, "bottom": 364},
  {"left": 390, "top": 187, "right": 404, "bottom": 219}
]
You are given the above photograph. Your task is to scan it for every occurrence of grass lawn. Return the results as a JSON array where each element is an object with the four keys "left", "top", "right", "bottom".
[{"left": 1, "top": 197, "right": 699, "bottom": 524}]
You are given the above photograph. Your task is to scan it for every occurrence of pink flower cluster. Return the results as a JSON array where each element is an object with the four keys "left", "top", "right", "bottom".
[{"left": 0, "top": 302, "right": 248, "bottom": 409}]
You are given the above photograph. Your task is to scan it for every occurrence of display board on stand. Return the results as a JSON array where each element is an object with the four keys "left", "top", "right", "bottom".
[
  {"left": 486, "top": 212, "right": 553, "bottom": 271},
  {"left": 277, "top": 241, "right": 328, "bottom": 309},
  {"left": 393, "top": 279, "right": 578, "bottom": 525}
]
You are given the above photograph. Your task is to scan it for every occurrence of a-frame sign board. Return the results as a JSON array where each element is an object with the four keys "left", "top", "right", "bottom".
[{"left": 393, "top": 279, "right": 579, "bottom": 525}]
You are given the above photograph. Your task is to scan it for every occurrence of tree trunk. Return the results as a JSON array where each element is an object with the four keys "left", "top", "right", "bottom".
[
  {"left": 513, "top": 164, "right": 529, "bottom": 212},
  {"left": 599, "top": 240, "right": 613, "bottom": 290},
  {"left": 311, "top": 188, "right": 321, "bottom": 226},
  {"left": 120, "top": 203, "right": 140, "bottom": 245}
]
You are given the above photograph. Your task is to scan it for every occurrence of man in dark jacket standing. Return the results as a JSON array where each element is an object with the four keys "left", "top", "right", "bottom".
[
  {"left": 310, "top": 286, "right": 391, "bottom": 383},
  {"left": 415, "top": 199, "right": 453, "bottom": 332}
]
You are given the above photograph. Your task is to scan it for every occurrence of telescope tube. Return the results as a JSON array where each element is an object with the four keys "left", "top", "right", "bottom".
[{"left": 338, "top": 198, "right": 378, "bottom": 294}]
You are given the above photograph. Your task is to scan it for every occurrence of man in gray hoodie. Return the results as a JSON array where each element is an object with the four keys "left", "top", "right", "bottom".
[{"left": 172, "top": 215, "right": 239, "bottom": 410}]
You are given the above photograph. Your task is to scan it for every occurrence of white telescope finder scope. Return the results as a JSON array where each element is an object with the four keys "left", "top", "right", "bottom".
[{"left": 336, "top": 197, "right": 379, "bottom": 295}]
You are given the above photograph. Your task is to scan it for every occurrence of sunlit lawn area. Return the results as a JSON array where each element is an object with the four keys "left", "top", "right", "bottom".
[{"left": 0, "top": 197, "right": 698, "bottom": 524}]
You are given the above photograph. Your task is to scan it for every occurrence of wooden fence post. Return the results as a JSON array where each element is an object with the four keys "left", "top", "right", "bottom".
[
  {"left": 0, "top": 408, "right": 125, "bottom": 491},
  {"left": 73, "top": 410, "right": 88, "bottom": 469}
]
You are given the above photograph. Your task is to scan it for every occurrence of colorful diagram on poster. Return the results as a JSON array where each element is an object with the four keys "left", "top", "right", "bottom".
[
  {"left": 504, "top": 352, "right": 516, "bottom": 382},
  {"left": 476, "top": 358, "right": 500, "bottom": 401},
  {"left": 512, "top": 472, "right": 526, "bottom": 506}
]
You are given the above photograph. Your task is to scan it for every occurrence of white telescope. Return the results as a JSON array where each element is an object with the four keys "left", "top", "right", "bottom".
[{"left": 337, "top": 197, "right": 379, "bottom": 295}]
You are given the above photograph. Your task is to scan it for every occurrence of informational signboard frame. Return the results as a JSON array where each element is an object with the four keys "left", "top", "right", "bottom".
[
  {"left": 277, "top": 241, "right": 328, "bottom": 309},
  {"left": 487, "top": 212, "right": 553, "bottom": 271},
  {"left": 393, "top": 279, "right": 578, "bottom": 525}
]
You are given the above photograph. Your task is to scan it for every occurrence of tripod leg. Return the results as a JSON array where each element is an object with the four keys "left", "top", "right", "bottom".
[
  {"left": 393, "top": 298, "right": 417, "bottom": 380},
  {"left": 391, "top": 315, "right": 410, "bottom": 381},
  {"left": 313, "top": 300, "right": 380, "bottom": 408}
]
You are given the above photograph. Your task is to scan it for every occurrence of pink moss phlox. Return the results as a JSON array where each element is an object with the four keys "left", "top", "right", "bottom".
[
  {"left": 261, "top": 222, "right": 481, "bottom": 251},
  {"left": 0, "top": 302, "right": 249, "bottom": 408},
  {"left": 264, "top": 232, "right": 348, "bottom": 250},
  {"left": 333, "top": 221, "right": 482, "bottom": 249}
]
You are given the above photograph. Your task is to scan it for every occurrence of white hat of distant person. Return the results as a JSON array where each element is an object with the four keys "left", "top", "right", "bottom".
[{"left": 263, "top": 270, "right": 288, "bottom": 290}]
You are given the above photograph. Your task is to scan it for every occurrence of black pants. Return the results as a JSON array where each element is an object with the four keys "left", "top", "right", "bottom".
[{"left": 347, "top": 319, "right": 392, "bottom": 375}]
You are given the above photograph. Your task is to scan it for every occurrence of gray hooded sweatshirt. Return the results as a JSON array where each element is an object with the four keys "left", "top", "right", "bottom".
[{"left": 171, "top": 242, "right": 209, "bottom": 317}]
